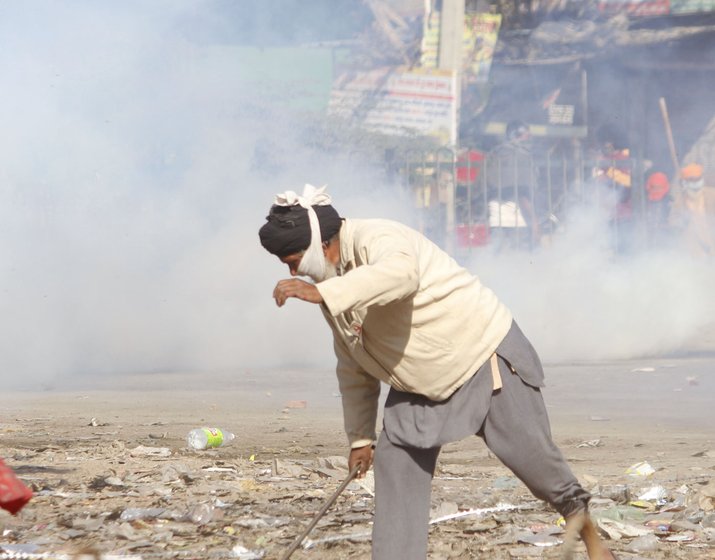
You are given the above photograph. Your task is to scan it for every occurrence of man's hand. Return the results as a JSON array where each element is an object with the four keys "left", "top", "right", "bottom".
[
  {"left": 272, "top": 279, "right": 324, "bottom": 307},
  {"left": 348, "top": 444, "right": 374, "bottom": 479}
]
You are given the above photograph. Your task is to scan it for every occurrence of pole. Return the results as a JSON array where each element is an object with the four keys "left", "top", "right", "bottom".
[
  {"left": 281, "top": 464, "right": 361, "bottom": 560},
  {"left": 658, "top": 97, "right": 681, "bottom": 179},
  {"left": 437, "top": 0, "right": 464, "bottom": 253}
]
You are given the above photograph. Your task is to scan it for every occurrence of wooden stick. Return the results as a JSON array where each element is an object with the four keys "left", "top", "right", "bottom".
[
  {"left": 281, "top": 464, "right": 361, "bottom": 560},
  {"left": 659, "top": 97, "right": 681, "bottom": 180}
]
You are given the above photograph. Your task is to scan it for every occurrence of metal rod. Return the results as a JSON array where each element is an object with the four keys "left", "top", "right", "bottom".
[
  {"left": 281, "top": 464, "right": 361, "bottom": 560},
  {"left": 659, "top": 97, "right": 681, "bottom": 179}
]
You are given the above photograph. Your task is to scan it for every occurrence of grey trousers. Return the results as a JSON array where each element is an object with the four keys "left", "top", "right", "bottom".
[{"left": 371, "top": 322, "right": 590, "bottom": 560}]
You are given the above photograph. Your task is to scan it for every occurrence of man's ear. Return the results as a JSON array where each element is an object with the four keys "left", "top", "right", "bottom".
[{"left": 323, "top": 236, "right": 340, "bottom": 262}]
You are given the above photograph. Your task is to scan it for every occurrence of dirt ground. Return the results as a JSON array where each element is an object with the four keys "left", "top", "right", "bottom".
[{"left": 0, "top": 355, "right": 714, "bottom": 559}]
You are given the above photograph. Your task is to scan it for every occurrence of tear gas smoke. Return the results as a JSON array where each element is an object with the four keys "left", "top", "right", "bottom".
[{"left": 1, "top": 2, "right": 713, "bottom": 391}]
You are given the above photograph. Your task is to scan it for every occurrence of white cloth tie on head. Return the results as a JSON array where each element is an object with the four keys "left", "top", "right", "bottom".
[{"left": 273, "top": 184, "right": 331, "bottom": 281}]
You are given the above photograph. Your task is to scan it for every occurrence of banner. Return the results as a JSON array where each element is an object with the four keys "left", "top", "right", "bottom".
[
  {"left": 599, "top": 0, "right": 715, "bottom": 15},
  {"left": 419, "top": 11, "right": 441, "bottom": 69},
  {"left": 419, "top": 11, "right": 501, "bottom": 84},
  {"left": 328, "top": 67, "right": 457, "bottom": 143},
  {"left": 671, "top": 0, "right": 715, "bottom": 13},
  {"left": 463, "top": 13, "right": 501, "bottom": 85},
  {"left": 598, "top": 0, "right": 670, "bottom": 15}
]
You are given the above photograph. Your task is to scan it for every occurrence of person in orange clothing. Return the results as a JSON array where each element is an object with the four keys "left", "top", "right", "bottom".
[
  {"left": 669, "top": 163, "right": 715, "bottom": 257},
  {"left": 644, "top": 171, "right": 672, "bottom": 246}
]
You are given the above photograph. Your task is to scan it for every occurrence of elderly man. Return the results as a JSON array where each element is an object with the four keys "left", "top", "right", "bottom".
[{"left": 259, "top": 185, "right": 615, "bottom": 560}]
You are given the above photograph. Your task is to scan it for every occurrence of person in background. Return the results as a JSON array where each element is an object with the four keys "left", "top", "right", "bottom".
[
  {"left": 644, "top": 170, "right": 672, "bottom": 247},
  {"left": 484, "top": 120, "right": 540, "bottom": 251},
  {"left": 591, "top": 126, "right": 634, "bottom": 254},
  {"left": 258, "top": 184, "right": 617, "bottom": 560},
  {"left": 670, "top": 163, "right": 715, "bottom": 257}
]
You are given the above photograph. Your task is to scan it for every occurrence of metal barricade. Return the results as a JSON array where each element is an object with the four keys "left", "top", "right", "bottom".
[{"left": 398, "top": 144, "right": 647, "bottom": 256}]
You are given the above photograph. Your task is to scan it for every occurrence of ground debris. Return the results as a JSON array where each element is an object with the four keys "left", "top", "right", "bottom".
[{"left": 1, "top": 391, "right": 714, "bottom": 560}]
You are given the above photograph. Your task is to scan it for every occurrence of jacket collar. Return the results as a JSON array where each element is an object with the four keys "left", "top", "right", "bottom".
[{"left": 338, "top": 218, "right": 356, "bottom": 275}]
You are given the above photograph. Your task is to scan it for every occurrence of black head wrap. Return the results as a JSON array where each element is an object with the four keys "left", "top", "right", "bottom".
[{"left": 258, "top": 204, "right": 342, "bottom": 257}]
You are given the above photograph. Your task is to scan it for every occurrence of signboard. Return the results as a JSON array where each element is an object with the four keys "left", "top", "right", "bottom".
[
  {"left": 328, "top": 67, "right": 457, "bottom": 144},
  {"left": 598, "top": 0, "right": 715, "bottom": 15},
  {"left": 463, "top": 13, "right": 501, "bottom": 85},
  {"left": 481, "top": 66, "right": 587, "bottom": 139},
  {"left": 671, "top": 0, "right": 715, "bottom": 13},
  {"left": 598, "top": 0, "right": 670, "bottom": 15},
  {"left": 419, "top": 11, "right": 501, "bottom": 84},
  {"left": 419, "top": 11, "right": 441, "bottom": 69}
]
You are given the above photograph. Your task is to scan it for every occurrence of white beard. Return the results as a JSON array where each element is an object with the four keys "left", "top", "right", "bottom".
[
  {"left": 299, "top": 254, "right": 338, "bottom": 283},
  {"left": 323, "top": 259, "right": 338, "bottom": 280}
]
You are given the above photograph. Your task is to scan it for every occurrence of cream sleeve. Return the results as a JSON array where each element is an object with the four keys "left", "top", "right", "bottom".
[
  {"left": 333, "top": 336, "right": 381, "bottom": 448},
  {"left": 317, "top": 226, "right": 419, "bottom": 316}
]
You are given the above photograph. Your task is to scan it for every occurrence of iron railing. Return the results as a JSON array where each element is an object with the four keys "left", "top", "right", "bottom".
[{"left": 398, "top": 145, "right": 658, "bottom": 256}]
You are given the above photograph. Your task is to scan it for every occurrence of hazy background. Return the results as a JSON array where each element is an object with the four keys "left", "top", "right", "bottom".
[{"left": 1, "top": 1, "right": 714, "bottom": 390}]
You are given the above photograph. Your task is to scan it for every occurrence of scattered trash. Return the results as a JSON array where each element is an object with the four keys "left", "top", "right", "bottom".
[
  {"left": 188, "top": 502, "right": 215, "bottom": 525},
  {"left": 577, "top": 438, "right": 603, "bottom": 448},
  {"left": 630, "top": 367, "right": 656, "bottom": 373},
  {"left": 597, "top": 518, "right": 652, "bottom": 540},
  {"left": 625, "top": 461, "right": 656, "bottom": 477},
  {"left": 493, "top": 475, "right": 520, "bottom": 489},
  {"left": 429, "top": 502, "right": 529, "bottom": 524},
  {"left": 301, "top": 502, "right": 530, "bottom": 551},
  {"left": 517, "top": 532, "right": 562, "bottom": 547},
  {"left": 353, "top": 470, "right": 375, "bottom": 496},
  {"left": 698, "top": 479, "right": 715, "bottom": 511},
  {"left": 120, "top": 507, "right": 167, "bottom": 521},
  {"left": 2, "top": 388, "right": 714, "bottom": 560},
  {"left": 637, "top": 485, "right": 667, "bottom": 502},
  {"left": 625, "top": 533, "right": 660, "bottom": 552},
  {"left": 231, "top": 544, "right": 266, "bottom": 559},
  {"left": 629, "top": 499, "right": 657, "bottom": 510},
  {"left": 589, "top": 415, "right": 610, "bottom": 422},
  {"left": 664, "top": 530, "right": 696, "bottom": 542},
  {"left": 129, "top": 445, "right": 172, "bottom": 457},
  {"left": 186, "top": 427, "right": 235, "bottom": 450},
  {"left": 272, "top": 458, "right": 308, "bottom": 478},
  {"left": 596, "top": 505, "right": 648, "bottom": 524},
  {"left": 284, "top": 400, "right": 307, "bottom": 409},
  {"left": 598, "top": 484, "right": 630, "bottom": 504},
  {"left": 0, "top": 458, "right": 33, "bottom": 514}
]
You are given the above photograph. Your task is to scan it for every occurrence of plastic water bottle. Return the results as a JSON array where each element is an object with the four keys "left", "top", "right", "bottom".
[{"left": 186, "top": 427, "right": 235, "bottom": 450}]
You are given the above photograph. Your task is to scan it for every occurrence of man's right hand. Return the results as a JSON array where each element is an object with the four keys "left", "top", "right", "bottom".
[
  {"left": 348, "top": 444, "right": 374, "bottom": 479},
  {"left": 272, "top": 279, "right": 323, "bottom": 307}
]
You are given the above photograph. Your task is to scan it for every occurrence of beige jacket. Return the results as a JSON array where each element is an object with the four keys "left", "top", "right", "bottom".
[
  {"left": 670, "top": 186, "right": 715, "bottom": 256},
  {"left": 316, "top": 219, "right": 513, "bottom": 448}
]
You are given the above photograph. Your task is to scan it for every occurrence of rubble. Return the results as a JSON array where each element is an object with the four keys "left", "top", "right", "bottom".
[
  {"left": 2, "top": 435, "right": 714, "bottom": 560},
  {"left": 0, "top": 396, "right": 713, "bottom": 559}
]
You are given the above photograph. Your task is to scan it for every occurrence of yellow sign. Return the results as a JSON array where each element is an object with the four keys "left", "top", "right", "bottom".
[
  {"left": 463, "top": 13, "right": 501, "bottom": 84},
  {"left": 420, "top": 12, "right": 501, "bottom": 85}
]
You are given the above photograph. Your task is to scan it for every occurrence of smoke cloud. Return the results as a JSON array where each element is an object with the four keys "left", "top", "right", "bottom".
[{"left": 1, "top": 2, "right": 713, "bottom": 391}]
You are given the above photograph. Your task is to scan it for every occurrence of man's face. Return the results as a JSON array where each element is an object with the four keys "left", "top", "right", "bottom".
[
  {"left": 280, "top": 251, "right": 305, "bottom": 277},
  {"left": 279, "top": 241, "right": 339, "bottom": 282}
]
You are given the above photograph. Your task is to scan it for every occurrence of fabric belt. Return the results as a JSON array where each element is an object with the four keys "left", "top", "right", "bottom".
[{"left": 490, "top": 352, "right": 503, "bottom": 391}]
